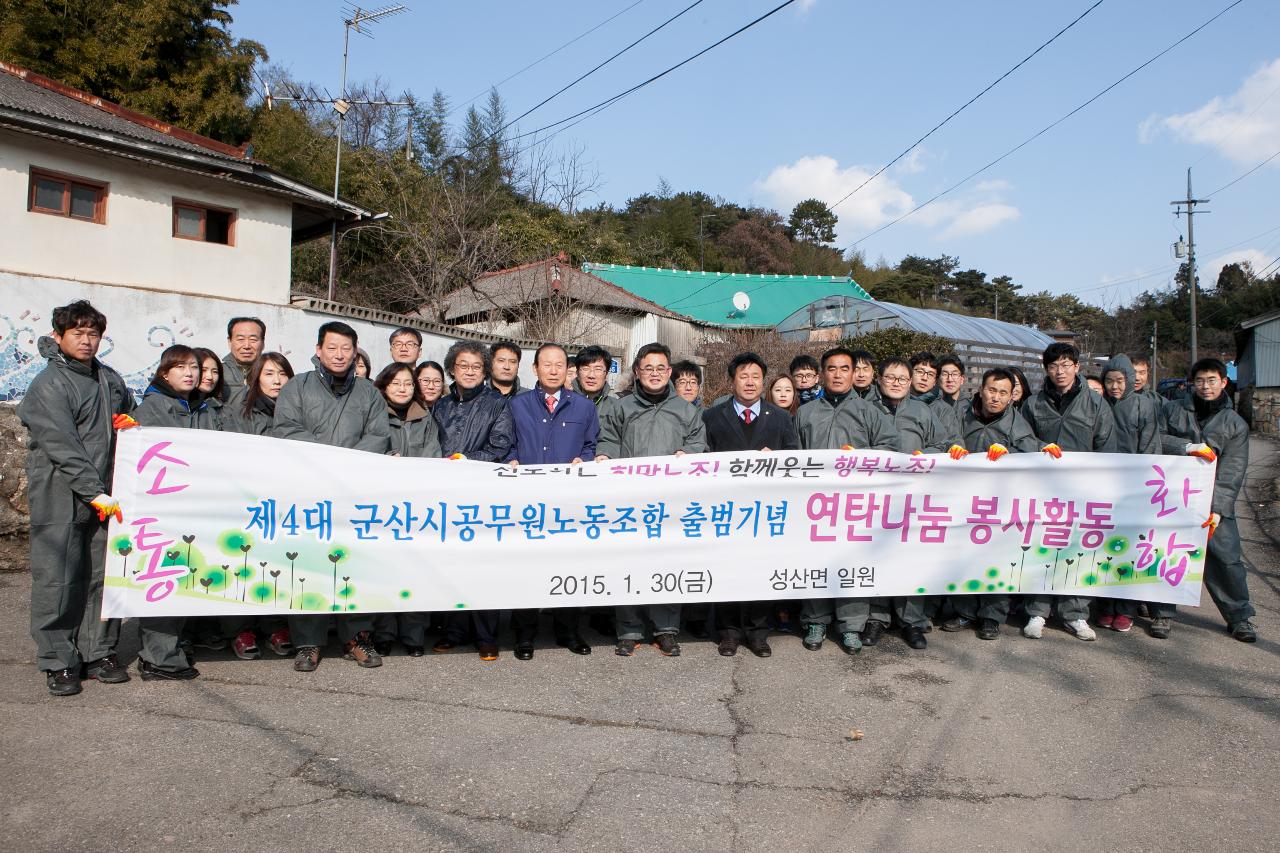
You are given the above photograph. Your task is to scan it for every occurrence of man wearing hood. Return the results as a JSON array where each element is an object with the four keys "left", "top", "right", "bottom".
[
  {"left": 1099, "top": 353, "right": 1164, "bottom": 634},
  {"left": 272, "top": 321, "right": 391, "bottom": 672},
  {"left": 795, "top": 347, "right": 899, "bottom": 655},
  {"left": 1160, "top": 358, "right": 1256, "bottom": 643},
  {"left": 18, "top": 300, "right": 135, "bottom": 696},
  {"left": 221, "top": 317, "right": 265, "bottom": 403},
  {"left": 1020, "top": 342, "right": 1117, "bottom": 641},
  {"left": 943, "top": 368, "right": 1042, "bottom": 639},
  {"left": 595, "top": 342, "right": 708, "bottom": 657}
]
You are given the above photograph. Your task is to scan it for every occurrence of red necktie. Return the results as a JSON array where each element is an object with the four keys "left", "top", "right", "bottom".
[
  {"left": 546, "top": 394, "right": 556, "bottom": 414},
  {"left": 742, "top": 408, "right": 753, "bottom": 424}
]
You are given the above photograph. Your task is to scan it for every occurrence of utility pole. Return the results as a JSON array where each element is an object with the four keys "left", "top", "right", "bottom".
[
  {"left": 1151, "top": 319, "right": 1158, "bottom": 386},
  {"left": 699, "top": 214, "right": 716, "bottom": 270},
  {"left": 1171, "top": 168, "right": 1209, "bottom": 363}
]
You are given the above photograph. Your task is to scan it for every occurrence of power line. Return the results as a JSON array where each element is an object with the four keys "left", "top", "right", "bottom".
[
  {"left": 843, "top": 0, "right": 1246, "bottom": 252},
  {"left": 1206, "top": 145, "right": 1280, "bottom": 196},
  {"left": 500, "top": 0, "right": 708, "bottom": 134},
  {"left": 446, "top": 0, "right": 650, "bottom": 117},
  {"left": 827, "top": 0, "right": 1108, "bottom": 215}
]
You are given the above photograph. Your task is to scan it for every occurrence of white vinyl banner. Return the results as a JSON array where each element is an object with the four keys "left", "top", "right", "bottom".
[{"left": 101, "top": 428, "right": 1216, "bottom": 618}]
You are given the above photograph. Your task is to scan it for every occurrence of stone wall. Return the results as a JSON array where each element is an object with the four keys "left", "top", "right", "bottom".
[
  {"left": 0, "top": 403, "right": 29, "bottom": 571},
  {"left": 1247, "top": 386, "right": 1280, "bottom": 435}
]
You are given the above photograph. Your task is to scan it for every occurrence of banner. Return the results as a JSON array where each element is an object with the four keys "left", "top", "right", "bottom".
[{"left": 101, "top": 428, "right": 1215, "bottom": 618}]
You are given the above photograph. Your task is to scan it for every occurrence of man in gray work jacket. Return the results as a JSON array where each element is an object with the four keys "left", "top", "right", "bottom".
[
  {"left": 272, "top": 321, "right": 391, "bottom": 673},
  {"left": 1020, "top": 342, "right": 1117, "bottom": 641},
  {"left": 595, "top": 342, "right": 707, "bottom": 658}
]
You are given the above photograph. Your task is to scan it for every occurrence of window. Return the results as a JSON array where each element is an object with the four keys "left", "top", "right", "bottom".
[
  {"left": 28, "top": 168, "right": 107, "bottom": 223},
  {"left": 172, "top": 199, "right": 235, "bottom": 245}
]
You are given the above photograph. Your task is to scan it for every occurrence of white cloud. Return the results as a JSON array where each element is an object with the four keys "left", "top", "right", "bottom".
[
  {"left": 896, "top": 147, "right": 928, "bottom": 175},
  {"left": 1143, "top": 58, "right": 1280, "bottom": 165},
  {"left": 939, "top": 203, "right": 1021, "bottom": 239},
  {"left": 1203, "top": 248, "right": 1276, "bottom": 284},
  {"left": 753, "top": 155, "right": 914, "bottom": 235},
  {"left": 798, "top": 0, "right": 818, "bottom": 12}
]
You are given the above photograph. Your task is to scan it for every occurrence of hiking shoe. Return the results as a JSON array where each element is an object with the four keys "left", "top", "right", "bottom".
[
  {"left": 1230, "top": 620, "right": 1257, "bottom": 643},
  {"left": 839, "top": 632, "right": 862, "bottom": 655},
  {"left": 615, "top": 639, "right": 638, "bottom": 657},
  {"left": 941, "top": 616, "right": 973, "bottom": 632},
  {"left": 46, "top": 667, "right": 82, "bottom": 696},
  {"left": 977, "top": 618, "right": 1001, "bottom": 640},
  {"left": 1148, "top": 617, "right": 1172, "bottom": 639},
  {"left": 232, "top": 631, "right": 261, "bottom": 660},
  {"left": 1066, "top": 619, "right": 1097, "bottom": 641},
  {"left": 1023, "top": 616, "right": 1046, "bottom": 639},
  {"left": 84, "top": 654, "right": 131, "bottom": 683},
  {"left": 802, "top": 623, "right": 826, "bottom": 651},
  {"left": 294, "top": 646, "right": 320, "bottom": 672},
  {"left": 343, "top": 631, "right": 383, "bottom": 667},
  {"left": 653, "top": 634, "right": 681, "bottom": 657},
  {"left": 1111, "top": 615, "right": 1134, "bottom": 633},
  {"left": 138, "top": 660, "right": 199, "bottom": 680},
  {"left": 1096, "top": 613, "right": 1115, "bottom": 630},
  {"left": 267, "top": 628, "right": 293, "bottom": 656}
]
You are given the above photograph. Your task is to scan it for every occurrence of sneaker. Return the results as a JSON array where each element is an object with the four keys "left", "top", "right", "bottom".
[
  {"left": 294, "top": 646, "right": 320, "bottom": 672},
  {"left": 343, "top": 631, "right": 383, "bottom": 668},
  {"left": 46, "top": 667, "right": 82, "bottom": 696},
  {"left": 1066, "top": 619, "right": 1097, "bottom": 641},
  {"left": 1023, "top": 616, "right": 1046, "bottom": 639},
  {"left": 1230, "top": 620, "right": 1258, "bottom": 643},
  {"left": 1148, "top": 617, "right": 1172, "bottom": 639},
  {"left": 977, "top": 618, "right": 1000, "bottom": 640},
  {"left": 1111, "top": 615, "right": 1134, "bottom": 633},
  {"left": 192, "top": 635, "right": 227, "bottom": 651},
  {"left": 940, "top": 616, "right": 973, "bottom": 632},
  {"left": 138, "top": 660, "right": 199, "bottom": 680},
  {"left": 232, "top": 631, "right": 261, "bottom": 660},
  {"left": 84, "top": 654, "right": 131, "bottom": 683},
  {"left": 653, "top": 634, "right": 681, "bottom": 657},
  {"left": 838, "top": 632, "right": 862, "bottom": 655},
  {"left": 615, "top": 639, "right": 638, "bottom": 656},
  {"left": 267, "top": 628, "right": 294, "bottom": 656},
  {"left": 1096, "top": 614, "right": 1115, "bottom": 630},
  {"left": 802, "top": 623, "right": 826, "bottom": 651}
]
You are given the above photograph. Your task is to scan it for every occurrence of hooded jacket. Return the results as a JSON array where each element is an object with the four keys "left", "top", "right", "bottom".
[
  {"left": 960, "top": 397, "right": 1040, "bottom": 454},
  {"left": 1022, "top": 376, "right": 1118, "bottom": 453},
  {"left": 911, "top": 386, "right": 964, "bottom": 446},
  {"left": 573, "top": 379, "right": 621, "bottom": 424},
  {"left": 432, "top": 383, "right": 514, "bottom": 461},
  {"left": 1160, "top": 393, "right": 1248, "bottom": 518},
  {"left": 133, "top": 380, "right": 221, "bottom": 430},
  {"left": 387, "top": 400, "right": 443, "bottom": 458},
  {"left": 796, "top": 390, "right": 899, "bottom": 451},
  {"left": 271, "top": 356, "right": 390, "bottom": 453},
  {"left": 228, "top": 393, "right": 277, "bottom": 436},
  {"left": 597, "top": 383, "right": 707, "bottom": 459},
  {"left": 869, "top": 395, "right": 951, "bottom": 454},
  {"left": 1101, "top": 354, "right": 1161, "bottom": 455},
  {"left": 18, "top": 336, "right": 135, "bottom": 525}
]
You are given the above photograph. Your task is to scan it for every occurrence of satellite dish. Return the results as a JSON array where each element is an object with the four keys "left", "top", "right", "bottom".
[{"left": 732, "top": 291, "right": 751, "bottom": 312}]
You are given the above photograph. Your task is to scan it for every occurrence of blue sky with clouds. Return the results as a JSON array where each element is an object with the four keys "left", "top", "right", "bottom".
[{"left": 230, "top": 0, "right": 1280, "bottom": 309}]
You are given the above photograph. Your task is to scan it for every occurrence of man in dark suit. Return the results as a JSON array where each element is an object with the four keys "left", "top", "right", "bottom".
[{"left": 702, "top": 352, "right": 800, "bottom": 657}]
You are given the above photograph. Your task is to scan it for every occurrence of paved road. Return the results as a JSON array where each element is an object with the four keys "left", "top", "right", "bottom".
[{"left": 2, "top": 440, "right": 1277, "bottom": 852}]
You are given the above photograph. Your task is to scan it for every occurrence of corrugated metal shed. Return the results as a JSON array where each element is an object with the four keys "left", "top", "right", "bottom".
[{"left": 1236, "top": 309, "right": 1280, "bottom": 388}]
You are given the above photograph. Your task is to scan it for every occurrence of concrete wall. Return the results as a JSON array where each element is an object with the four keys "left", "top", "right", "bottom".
[
  {"left": 0, "top": 132, "right": 293, "bottom": 304},
  {"left": 0, "top": 271, "right": 537, "bottom": 403}
]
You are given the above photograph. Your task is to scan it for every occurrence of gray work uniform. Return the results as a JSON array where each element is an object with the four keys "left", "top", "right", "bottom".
[
  {"left": 1021, "top": 378, "right": 1117, "bottom": 622},
  {"left": 1161, "top": 394, "right": 1253, "bottom": 626},
  {"left": 220, "top": 353, "right": 250, "bottom": 402},
  {"left": 131, "top": 386, "right": 221, "bottom": 670},
  {"left": 386, "top": 401, "right": 443, "bottom": 648},
  {"left": 911, "top": 387, "right": 964, "bottom": 447},
  {"left": 272, "top": 358, "right": 391, "bottom": 647},
  {"left": 18, "top": 336, "right": 134, "bottom": 673},
  {"left": 795, "top": 392, "right": 899, "bottom": 634},
  {"left": 953, "top": 400, "right": 1040, "bottom": 623},
  {"left": 598, "top": 384, "right": 707, "bottom": 640}
]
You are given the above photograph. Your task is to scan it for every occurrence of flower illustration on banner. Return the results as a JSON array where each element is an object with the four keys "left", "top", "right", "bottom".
[{"left": 327, "top": 549, "right": 346, "bottom": 611}]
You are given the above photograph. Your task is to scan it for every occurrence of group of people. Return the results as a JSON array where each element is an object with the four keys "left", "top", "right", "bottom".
[{"left": 19, "top": 299, "right": 1257, "bottom": 697}]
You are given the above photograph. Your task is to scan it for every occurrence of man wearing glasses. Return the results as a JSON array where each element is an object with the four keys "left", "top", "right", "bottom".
[
  {"left": 595, "top": 342, "right": 707, "bottom": 657},
  {"left": 388, "top": 327, "right": 422, "bottom": 367},
  {"left": 909, "top": 352, "right": 962, "bottom": 445},
  {"left": 1160, "top": 358, "right": 1256, "bottom": 643},
  {"left": 672, "top": 360, "right": 703, "bottom": 407},
  {"left": 789, "top": 355, "right": 823, "bottom": 405},
  {"left": 1020, "top": 342, "right": 1116, "bottom": 641},
  {"left": 937, "top": 355, "right": 970, "bottom": 418}
]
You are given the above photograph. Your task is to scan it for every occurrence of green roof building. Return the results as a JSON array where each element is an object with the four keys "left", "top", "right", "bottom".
[{"left": 581, "top": 262, "right": 872, "bottom": 329}]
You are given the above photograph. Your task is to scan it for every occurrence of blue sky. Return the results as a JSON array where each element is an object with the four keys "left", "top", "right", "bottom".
[{"left": 229, "top": 0, "right": 1280, "bottom": 310}]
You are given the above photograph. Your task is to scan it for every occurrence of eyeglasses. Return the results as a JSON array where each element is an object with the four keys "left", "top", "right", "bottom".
[
  {"left": 392, "top": 341, "right": 420, "bottom": 350},
  {"left": 1192, "top": 377, "right": 1222, "bottom": 386},
  {"left": 579, "top": 365, "right": 606, "bottom": 375},
  {"left": 675, "top": 378, "right": 699, "bottom": 388},
  {"left": 882, "top": 376, "right": 910, "bottom": 385},
  {"left": 454, "top": 363, "right": 485, "bottom": 373},
  {"left": 418, "top": 378, "right": 443, "bottom": 386},
  {"left": 940, "top": 370, "right": 963, "bottom": 379},
  {"left": 792, "top": 371, "right": 817, "bottom": 380},
  {"left": 912, "top": 368, "right": 937, "bottom": 378},
  {"left": 637, "top": 366, "right": 670, "bottom": 375}
]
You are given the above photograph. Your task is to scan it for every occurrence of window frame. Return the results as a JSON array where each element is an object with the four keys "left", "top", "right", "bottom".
[
  {"left": 28, "top": 167, "right": 108, "bottom": 224},
  {"left": 171, "top": 197, "right": 237, "bottom": 246}
]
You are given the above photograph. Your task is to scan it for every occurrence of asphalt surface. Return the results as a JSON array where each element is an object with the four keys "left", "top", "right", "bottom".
[{"left": 2, "top": 439, "right": 1277, "bottom": 853}]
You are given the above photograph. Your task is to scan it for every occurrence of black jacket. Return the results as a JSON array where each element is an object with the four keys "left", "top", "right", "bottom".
[
  {"left": 433, "top": 383, "right": 514, "bottom": 461},
  {"left": 702, "top": 399, "right": 800, "bottom": 453}
]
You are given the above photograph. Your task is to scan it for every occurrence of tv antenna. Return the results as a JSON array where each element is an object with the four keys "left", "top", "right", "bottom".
[{"left": 264, "top": 4, "right": 412, "bottom": 300}]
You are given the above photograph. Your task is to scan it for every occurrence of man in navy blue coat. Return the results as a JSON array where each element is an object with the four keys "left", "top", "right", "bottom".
[{"left": 506, "top": 343, "right": 599, "bottom": 659}]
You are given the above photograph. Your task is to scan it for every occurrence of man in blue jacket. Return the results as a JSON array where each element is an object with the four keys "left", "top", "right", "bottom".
[{"left": 506, "top": 343, "right": 599, "bottom": 659}]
